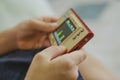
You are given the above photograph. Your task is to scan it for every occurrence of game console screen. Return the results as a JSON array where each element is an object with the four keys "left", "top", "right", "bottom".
[{"left": 54, "top": 18, "right": 76, "bottom": 44}]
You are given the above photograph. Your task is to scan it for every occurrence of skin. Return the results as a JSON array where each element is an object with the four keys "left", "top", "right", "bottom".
[
  {"left": 0, "top": 17, "right": 58, "bottom": 55},
  {"left": 0, "top": 16, "right": 119, "bottom": 80},
  {"left": 25, "top": 46, "right": 86, "bottom": 80}
]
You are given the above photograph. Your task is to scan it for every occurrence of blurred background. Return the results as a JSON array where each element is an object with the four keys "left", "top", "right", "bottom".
[{"left": 0, "top": 0, "right": 120, "bottom": 77}]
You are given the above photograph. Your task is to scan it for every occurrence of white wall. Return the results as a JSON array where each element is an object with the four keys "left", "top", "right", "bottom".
[{"left": 0, "top": 0, "right": 55, "bottom": 31}]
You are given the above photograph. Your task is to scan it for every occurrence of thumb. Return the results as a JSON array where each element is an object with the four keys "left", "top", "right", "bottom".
[{"left": 39, "top": 46, "right": 67, "bottom": 60}]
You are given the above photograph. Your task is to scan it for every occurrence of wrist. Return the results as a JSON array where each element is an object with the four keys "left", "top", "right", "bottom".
[
  {"left": 0, "top": 28, "right": 18, "bottom": 55},
  {"left": 9, "top": 28, "right": 18, "bottom": 50}
]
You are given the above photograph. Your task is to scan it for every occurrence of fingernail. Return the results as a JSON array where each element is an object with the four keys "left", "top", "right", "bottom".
[{"left": 59, "top": 46, "right": 66, "bottom": 50}]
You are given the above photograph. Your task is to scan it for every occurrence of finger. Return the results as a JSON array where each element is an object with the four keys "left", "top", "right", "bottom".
[
  {"left": 29, "top": 19, "right": 58, "bottom": 32},
  {"left": 39, "top": 46, "right": 67, "bottom": 61},
  {"left": 38, "top": 16, "right": 59, "bottom": 22},
  {"left": 37, "top": 35, "right": 51, "bottom": 48},
  {"left": 43, "top": 39, "right": 51, "bottom": 47},
  {"left": 67, "top": 50, "right": 86, "bottom": 65},
  {"left": 35, "top": 33, "right": 48, "bottom": 48},
  {"left": 68, "top": 66, "right": 79, "bottom": 80}
]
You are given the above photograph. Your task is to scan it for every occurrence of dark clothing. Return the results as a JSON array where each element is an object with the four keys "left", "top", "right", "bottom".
[{"left": 0, "top": 49, "right": 83, "bottom": 80}]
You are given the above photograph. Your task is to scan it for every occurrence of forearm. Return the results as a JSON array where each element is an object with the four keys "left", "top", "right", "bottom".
[
  {"left": 0, "top": 28, "right": 17, "bottom": 56},
  {"left": 79, "top": 52, "right": 119, "bottom": 80}
]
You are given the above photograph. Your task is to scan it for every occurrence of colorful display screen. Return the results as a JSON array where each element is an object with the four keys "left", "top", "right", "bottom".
[{"left": 54, "top": 18, "right": 76, "bottom": 45}]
